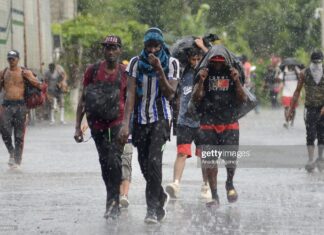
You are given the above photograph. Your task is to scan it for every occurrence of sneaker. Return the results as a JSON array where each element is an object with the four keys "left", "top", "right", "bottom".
[
  {"left": 200, "top": 184, "right": 212, "bottom": 199},
  {"left": 283, "top": 123, "right": 289, "bottom": 129},
  {"left": 316, "top": 158, "right": 324, "bottom": 172},
  {"left": 104, "top": 200, "right": 120, "bottom": 220},
  {"left": 225, "top": 181, "right": 238, "bottom": 203},
  {"left": 8, "top": 156, "right": 16, "bottom": 167},
  {"left": 165, "top": 182, "right": 180, "bottom": 198},
  {"left": 120, "top": 195, "right": 129, "bottom": 208},
  {"left": 305, "top": 160, "right": 316, "bottom": 173},
  {"left": 206, "top": 195, "right": 220, "bottom": 208},
  {"left": 144, "top": 210, "right": 158, "bottom": 224},
  {"left": 60, "top": 121, "right": 67, "bottom": 125},
  {"left": 9, "top": 163, "right": 19, "bottom": 170},
  {"left": 157, "top": 189, "right": 170, "bottom": 222}
]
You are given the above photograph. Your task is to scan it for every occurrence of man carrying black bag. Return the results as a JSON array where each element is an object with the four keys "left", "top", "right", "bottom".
[{"left": 74, "top": 35, "right": 127, "bottom": 220}]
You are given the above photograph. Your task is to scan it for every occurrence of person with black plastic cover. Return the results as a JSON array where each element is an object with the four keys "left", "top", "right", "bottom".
[{"left": 191, "top": 45, "right": 247, "bottom": 208}]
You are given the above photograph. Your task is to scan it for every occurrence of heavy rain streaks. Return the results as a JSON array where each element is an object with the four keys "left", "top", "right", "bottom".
[{"left": 1, "top": 0, "right": 324, "bottom": 234}]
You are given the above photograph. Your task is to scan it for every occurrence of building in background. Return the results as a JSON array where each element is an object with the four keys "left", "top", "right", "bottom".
[
  {"left": 50, "top": 0, "right": 77, "bottom": 62},
  {"left": 0, "top": 0, "right": 77, "bottom": 73},
  {"left": 50, "top": 0, "right": 77, "bottom": 23},
  {"left": 0, "top": 0, "right": 52, "bottom": 74}
]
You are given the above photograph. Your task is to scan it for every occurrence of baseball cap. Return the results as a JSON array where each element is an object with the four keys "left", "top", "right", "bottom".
[
  {"left": 209, "top": 55, "right": 225, "bottom": 62},
  {"left": 7, "top": 50, "right": 20, "bottom": 59},
  {"left": 101, "top": 35, "right": 122, "bottom": 47}
]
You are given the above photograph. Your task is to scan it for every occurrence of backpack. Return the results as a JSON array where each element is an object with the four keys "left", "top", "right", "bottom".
[
  {"left": 21, "top": 67, "right": 47, "bottom": 109},
  {"left": 84, "top": 62, "right": 122, "bottom": 121},
  {"left": 1, "top": 67, "right": 47, "bottom": 109}
]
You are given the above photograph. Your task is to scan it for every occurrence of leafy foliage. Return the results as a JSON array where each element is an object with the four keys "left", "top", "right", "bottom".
[{"left": 54, "top": 0, "right": 322, "bottom": 91}]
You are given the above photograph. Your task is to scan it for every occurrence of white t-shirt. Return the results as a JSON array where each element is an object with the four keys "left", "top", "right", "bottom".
[{"left": 279, "top": 70, "right": 299, "bottom": 97}]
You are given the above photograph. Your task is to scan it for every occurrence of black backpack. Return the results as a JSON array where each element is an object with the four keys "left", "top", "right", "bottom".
[{"left": 84, "top": 62, "right": 122, "bottom": 121}]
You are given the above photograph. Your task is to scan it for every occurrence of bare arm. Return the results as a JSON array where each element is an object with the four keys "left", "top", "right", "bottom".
[
  {"left": 0, "top": 70, "right": 4, "bottom": 92},
  {"left": 123, "top": 77, "right": 136, "bottom": 127},
  {"left": 60, "top": 69, "right": 68, "bottom": 83},
  {"left": 75, "top": 88, "right": 86, "bottom": 130},
  {"left": 148, "top": 54, "right": 178, "bottom": 100},
  {"left": 57, "top": 66, "right": 68, "bottom": 93},
  {"left": 118, "top": 77, "right": 136, "bottom": 144},
  {"left": 194, "top": 38, "right": 209, "bottom": 53},
  {"left": 192, "top": 68, "right": 208, "bottom": 103},
  {"left": 56, "top": 65, "right": 68, "bottom": 83},
  {"left": 22, "top": 70, "right": 42, "bottom": 89},
  {"left": 74, "top": 87, "right": 86, "bottom": 142},
  {"left": 290, "top": 70, "right": 305, "bottom": 110},
  {"left": 230, "top": 68, "right": 247, "bottom": 103},
  {"left": 287, "top": 70, "right": 305, "bottom": 120},
  {"left": 158, "top": 73, "right": 178, "bottom": 100}
]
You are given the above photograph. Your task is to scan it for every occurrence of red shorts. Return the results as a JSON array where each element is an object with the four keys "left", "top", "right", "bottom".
[
  {"left": 281, "top": 96, "right": 298, "bottom": 108},
  {"left": 177, "top": 125, "right": 199, "bottom": 158},
  {"left": 200, "top": 122, "right": 239, "bottom": 133}
]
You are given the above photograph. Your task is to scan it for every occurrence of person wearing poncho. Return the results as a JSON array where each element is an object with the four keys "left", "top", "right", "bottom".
[{"left": 191, "top": 45, "right": 247, "bottom": 207}]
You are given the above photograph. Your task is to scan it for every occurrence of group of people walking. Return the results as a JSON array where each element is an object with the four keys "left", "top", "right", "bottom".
[{"left": 1, "top": 27, "right": 324, "bottom": 224}]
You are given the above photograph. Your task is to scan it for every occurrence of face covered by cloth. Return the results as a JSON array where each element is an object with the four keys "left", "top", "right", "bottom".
[
  {"left": 310, "top": 62, "right": 323, "bottom": 84},
  {"left": 310, "top": 51, "right": 324, "bottom": 84},
  {"left": 138, "top": 28, "right": 170, "bottom": 76}
]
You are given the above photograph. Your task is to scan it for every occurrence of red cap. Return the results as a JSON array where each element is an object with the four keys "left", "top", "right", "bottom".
[{"left": 209, "top": 55, "right": 225, "bottom": 62}]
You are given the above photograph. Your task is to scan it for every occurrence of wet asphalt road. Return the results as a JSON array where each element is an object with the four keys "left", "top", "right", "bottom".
[{"left": 1, "top": 108, "right": 324, "bottom": 235}]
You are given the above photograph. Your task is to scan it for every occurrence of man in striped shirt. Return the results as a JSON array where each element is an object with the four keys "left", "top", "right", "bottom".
[{"left": 119, "top": 28, "right": 180, "bottom": 224}]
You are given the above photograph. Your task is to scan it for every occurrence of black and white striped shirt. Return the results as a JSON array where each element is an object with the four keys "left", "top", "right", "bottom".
[{"left": 126, "top": 56, "right": 180, "bottom": 124}]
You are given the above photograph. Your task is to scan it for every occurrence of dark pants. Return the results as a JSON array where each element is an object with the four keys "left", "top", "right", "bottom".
[
  {"left": 91, "top": 125, "right": 123, "bottom": 207},
  {"left": 304, "top": 107, "right": 324, "bottom": 146},
  {"left": 0, "top": 100, "right": 27, "bottom": 165},
  {"left": 270, "top": 90, "right": 279, "bottom": 108},
  {"left": 197, "top": 125, "right": 239, "bottom": 195},
  {"left": 133, "top": 119, "right": 170, "bottom": 212},
  {"left": 198, "top": 128, "right": 239, "bottom": 169}
]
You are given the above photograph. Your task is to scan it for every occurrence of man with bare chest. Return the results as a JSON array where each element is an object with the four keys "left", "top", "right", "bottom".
[{"left": 0, "top": 50, "right": 42, "bottom": 168}]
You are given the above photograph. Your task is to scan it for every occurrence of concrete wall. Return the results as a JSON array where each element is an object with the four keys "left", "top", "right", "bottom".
[
  {"left": 0, "top": 0, "right": 53, "bottom": 74},
  {"left": 50, "top": 0, "right": 77, "bottom": 23}
]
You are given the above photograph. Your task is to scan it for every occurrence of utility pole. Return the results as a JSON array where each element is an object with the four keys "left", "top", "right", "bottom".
[
  {"left": 10, "top": 0, "right": 13, "bottom": 48},
  {"left": 322, "top": 0, "right": 324, "bottom": 50},
  {"left": 37, "top": 0, "right": 43, "bottom": 73},
  {"left": 23, "top": 0, "right": 27, "bottom": 67}
]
